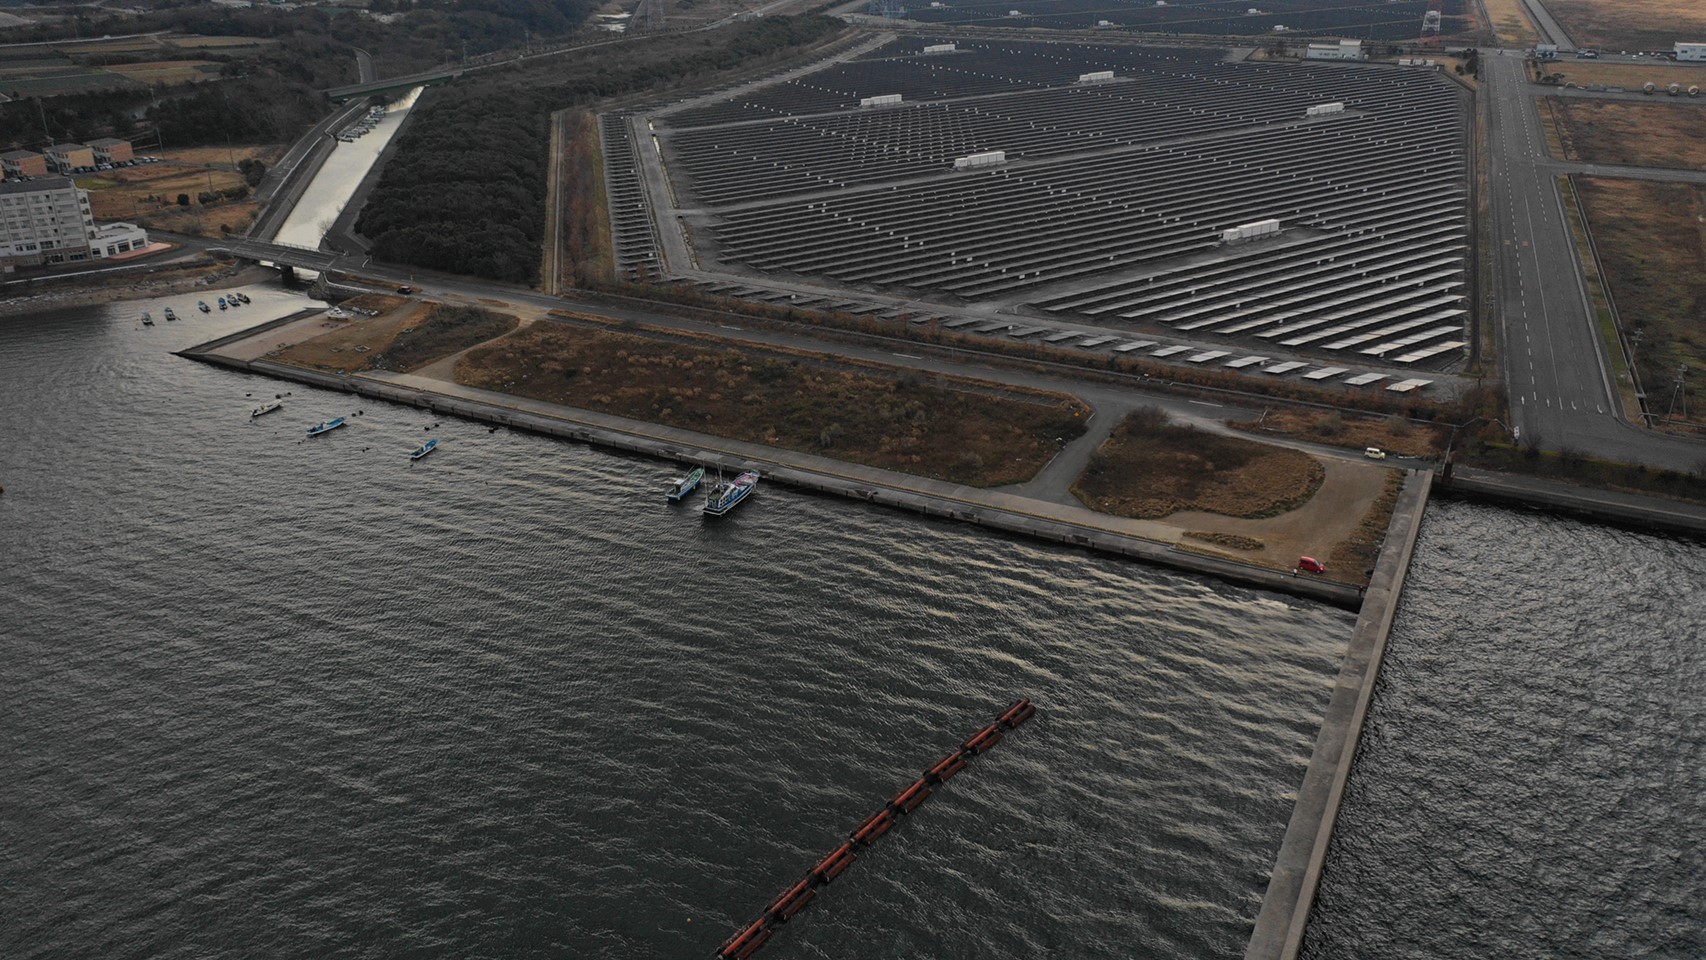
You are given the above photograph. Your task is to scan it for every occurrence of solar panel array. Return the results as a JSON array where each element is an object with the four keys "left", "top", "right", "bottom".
[
  {"left": 904, "top": 0, "right": 1467, "bottom": 41},
  {"left": 652, "top": 40, "right": 1470, "bottom": 368}
]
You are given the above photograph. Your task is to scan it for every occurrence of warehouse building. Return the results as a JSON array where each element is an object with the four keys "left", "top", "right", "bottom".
[
  {"left": 1, "top": 149, "right": 49, "bottom": 178},
  {"left": 1305, "top": 39, "right": 1365, "bottom": 61},
  {"left": 88, "top": 137, "right": 135, "bottom": 165},
  {"left": 46, "top": 143, "right": 95, "bottom": 175}
]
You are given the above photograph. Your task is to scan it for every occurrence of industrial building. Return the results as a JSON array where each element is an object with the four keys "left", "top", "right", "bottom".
[
  {"left": 1, "top": 177, "right": 146, "bottom": 271},
  {"left": 1, "top": 149, "right": 49, "bottom": 178},
  {"left": 1304, "top": 39, "right": 1365, "bottom": 61},
  {"left": 1676, "top": 43, "right": 1706, "bottom": 62}
]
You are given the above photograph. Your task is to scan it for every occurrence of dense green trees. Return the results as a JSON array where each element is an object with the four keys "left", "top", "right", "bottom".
[{"left": 357, "top": 13, "right": 843, "bottom": 285}]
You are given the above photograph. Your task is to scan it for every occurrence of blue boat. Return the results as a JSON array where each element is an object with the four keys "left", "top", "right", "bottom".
[
  {"left": 667, "top": 466, "right": 704, "bottom": 502},
  {"left": 306, "top": 417, "right": 346, "bottom": 437},
  {"left": 703, "top": 471, "right": 759, "bottom": 516},
  {"left": 217, "top": 297, "right": 227, "bottom": 310},
  {"left": 409, "top": 438, "right": 439, "bottom": 460}
]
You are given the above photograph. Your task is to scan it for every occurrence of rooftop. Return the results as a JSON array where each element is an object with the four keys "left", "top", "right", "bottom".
[
  {"left": 0, "top": 177, "right": 79, "bottom": 197},
  {"left": 1, "top": 149, "right": 45, "bottom": 160}
]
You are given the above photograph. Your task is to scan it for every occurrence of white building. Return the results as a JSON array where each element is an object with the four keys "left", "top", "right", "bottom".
[
  {"left": 1305, "top": 39, "right": 1365, "bottom": 61},
  {"left": 1, "top": 177, "right": 143, "bottom": 271},
  {"left": 1677, "top": 42, "right": 1706, "bottom": 62}
]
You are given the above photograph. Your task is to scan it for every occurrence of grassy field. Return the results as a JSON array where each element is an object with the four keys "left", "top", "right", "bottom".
[
  {"left": 274, "top": 304, "right": 429, "bottom": 373},
  {"left": 1480, "top": 0, "right": 1541, "bottom": 47},
  {"left": 455, "top": 321, "right": 1090, "bottom": 487},
  {"left": 80, "top": 144, "right": 283, "bottom": 236},
  {"left": 1574, "top": 176, "right": 1706, "bottom": 424},
  {"left": 1557, "top": 176, "right": 1642, "bottom": 421},
  {"left": 1543, "top": 0, "right": 1706, "bottom": 52},
  {"left": 1072, "top": 410, "right": 1324, "bottom": 519},
  {"left": 1546, "top": 99, "right": 1706, "bottom": 168}
]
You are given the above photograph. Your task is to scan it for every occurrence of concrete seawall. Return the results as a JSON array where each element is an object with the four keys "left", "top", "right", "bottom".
[
  {"left": 1438, "top": 466, "right": 1706, "bottom": 539},
  {"left": 1244, "top": 469, "right": 1433, "bottom": 960},
  {"left": 175, "top": 344, "right": 1368, "bottom": 610}
]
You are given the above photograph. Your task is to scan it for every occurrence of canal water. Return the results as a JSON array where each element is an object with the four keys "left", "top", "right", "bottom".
[
  {"left": 1, "top": 297, "right": 1352, "bottom": 959},
  {"left": 273, "top": 87, "right": 423, "bottom": 250}
]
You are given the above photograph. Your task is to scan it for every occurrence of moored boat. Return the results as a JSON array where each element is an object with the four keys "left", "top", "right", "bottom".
[
  {"left": 163, "top": 306, "right": 177, "bottom": 321},
  {"left": 251, "top": 399, "right": 283, "bottom": 418},
  {"left": 306, "top": 417, "right": 346, "bottom": 436},
  {"left": 667, "top": 466, "right": 705, "bottom": 502},
  {"left": 703, "top": 471, "right": 759, "bottom": 516},
  {"left": 234, "top": 292, "right": 250, "bottom": 304},
  {"left": 197, "top": 300, "right": 210, "bottom": 313},
  {"left": 409, "top": 438, "right": 439, "bottom": 460},
  {"left": 217, "top": 297, "right": 227, "bottom": 310},
  {"left": 141, "top": 312, "right": 154, "bottom": 326}
]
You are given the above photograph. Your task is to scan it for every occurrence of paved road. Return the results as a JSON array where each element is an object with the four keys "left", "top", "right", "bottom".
[
  {"left": 1483, "top": 52, "right": 1706, "bottom": 469},
  {"left": 1517, "top": 0, "right": 1575, "bottom": 50}
]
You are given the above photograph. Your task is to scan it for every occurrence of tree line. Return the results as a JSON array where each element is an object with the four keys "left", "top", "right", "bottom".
[{"left": 357, "top": 13, "right": 844, "bottom": 285}]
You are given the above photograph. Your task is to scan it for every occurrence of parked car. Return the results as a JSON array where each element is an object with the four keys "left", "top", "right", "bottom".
[
  {"left": 1364, "top": 447, "right": 1387, "bottom": 460},
  {"left": 396, "top": 285, "right": 415, "bottom": 294},
  {"left": 1298, "top": 556, "right": 1327, "bottom": 574}
]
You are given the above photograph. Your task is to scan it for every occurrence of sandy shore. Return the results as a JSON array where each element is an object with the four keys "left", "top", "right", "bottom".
[{"left": 0, "top": 262, "right": 278, "bottom": 317}]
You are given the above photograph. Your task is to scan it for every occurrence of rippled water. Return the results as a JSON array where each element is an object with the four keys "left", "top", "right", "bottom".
[
  {"left": 1302, "top": 500, "right": 1706, "bottom": 959},
  {"left": 1, "top": 295, "right": 1353, "bottom": 959}
]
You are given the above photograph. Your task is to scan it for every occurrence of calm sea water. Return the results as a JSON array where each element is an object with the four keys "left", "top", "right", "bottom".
[
  {"left": 1302, "top": 500, "right": 1706, "bottom": 960},
  {"left": 1, "top": 294, "right": 1352, "bottom": 959}
]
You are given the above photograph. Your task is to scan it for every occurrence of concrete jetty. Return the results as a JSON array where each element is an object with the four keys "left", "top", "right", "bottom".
[
  {"left": 1244, "top": 469, "right": 1433, "bottom": 960},
  {"left": 175, "top": 340, "right": 1368, "bottom": 610}
]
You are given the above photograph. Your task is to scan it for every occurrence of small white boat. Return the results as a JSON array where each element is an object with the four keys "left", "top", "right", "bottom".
[
  {"left": 141, "top": 312, "right": 154, "bottom": 326},
  {"left": 409, "top": 438, "right": 439, "bottom": 460},
  {"left": 251, "top": 399, "right": 283, "bottom": 418},
  {"left": 306, "top": 417, "right": 346, "bottom": 436},
  {"left": 668, "top": 466, "right": 705, "bottom": 502}
]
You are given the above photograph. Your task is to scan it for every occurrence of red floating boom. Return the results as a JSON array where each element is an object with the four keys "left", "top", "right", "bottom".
[{"left": 714, "top": 699, "right": 1037, "bottom": 959}]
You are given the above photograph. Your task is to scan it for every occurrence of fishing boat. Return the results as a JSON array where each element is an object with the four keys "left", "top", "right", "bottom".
[
  {"left": 197, "top": 300, "right": 211, "bottom": 313},
  {"left": 409, "top": 438, "right": 439, "bottom": 460},
  {"left": 163, "top": 306, "right": 177, "bottom": 321},
  {"left": 306, "top": 417, "right": 346, "bottom": 437},
  {"left": 703, "top": 471, "right": 759, "bottom": 517},
  {"left": 217, "top": 297, "right": 227, "bottom": 310},
  {"left": 251, "top": 399, "right": 283, "bottom": 418},
  {"left": 141, "top": 312, "right": 154, "bottom": 326},
  {"left": 667, "top": 466, "right": 705, "bottom": 502},
  {"left": 234, "top": 292, "right": 250, "bottom": 304}
]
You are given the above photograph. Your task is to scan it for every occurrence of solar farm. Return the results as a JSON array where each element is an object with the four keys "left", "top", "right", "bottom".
[
  {"left": 638, "top": 38, "right": 1471, "bottom": 374},
  {"left": 901, "top": 0, "right": 1469, "bottom": 41}
]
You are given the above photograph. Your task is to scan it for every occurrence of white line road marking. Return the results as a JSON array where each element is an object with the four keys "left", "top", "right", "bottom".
[
  {"left": 1188, "top": 400, "right": 1222, "bottom": 407},
  {"left": 893, "top": 353, "right": 922, "bottom": 359}
]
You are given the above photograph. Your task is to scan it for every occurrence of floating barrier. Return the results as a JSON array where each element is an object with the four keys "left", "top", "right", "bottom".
[{"left": 713, "top": 699, "right": 1036, "bottom": 959}]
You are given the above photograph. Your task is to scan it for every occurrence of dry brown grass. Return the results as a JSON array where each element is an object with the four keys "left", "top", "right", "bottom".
[
  {"left": 105, "top": 60, "right": 218, "bottom": 84},
  {"left": 1072, "top": 410, "right": 1325, "bottom": 519},
  {"left": 455, "top": 322, "right": 1090, "bottom": 487},
  {"left": 1575, "top": 176, "right": 1706, "bottom": 421},
  {"left": 1547, "top": 98, "right": 1706, "bottom": 168},
  {"left": 274, "top": 303, "right": 428, "bottom": 372},
  {"left": 80, "top": 144, "right": 283, "bottom": 235},
  {"left": 1480, "top": 0, "right": 1541, "bottom": 46},
  {"left": 1183, "top": 531, "right": 1264, "bottom": 551},
  {"left": 1543, "top": 0, "right": 1706, "bottom": 52},
  {"left": 1230, "top": 409, "right": 1448, "bottom": 457},
  {"left": 1544, "top": 60, "right": 1706, "bottom": 89}
]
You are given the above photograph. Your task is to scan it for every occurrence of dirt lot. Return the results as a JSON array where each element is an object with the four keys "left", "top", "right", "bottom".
[
  {"left": 1230, "top": 409, "right": 1449, "bottom": 458},
  {"left": 79, "top": 144, "right": 283, "bottom": 236},
  {"left": 1480, "top": 0, "right": 1540, "bottom": 46},
  {"left": 1543, "top": 0, "right": 1706, "bottom": 52},
  {"left": 273, "top": 302, "right": 432, "bottom": 372},
  {"left": 1575, "top": 176, "right": 1706, "bottom": 421},
  {"left": 1544, "top": 98, "right": 1706, "bottom": 168}
]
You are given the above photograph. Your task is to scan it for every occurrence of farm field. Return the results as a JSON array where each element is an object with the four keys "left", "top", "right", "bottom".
[
  {"left": 1479, "top": 0, "right": 1540, "bottom": 45},
  {"left": 1574, "top": 176, "right": 1706, "bottom": 415},
  {"left": 1543, "top": 0, "right": 1706, "bottom": 52},
  {"left": 1542, "top": 59, "right": 1706, "bottom": 89},
  {"left": 0, "top": 35, "right": 264, "bottom": 98},
  {"left": 1545, "top": 99, "right": 1706, "bottom": 169},
  {"left": 107, "top": 61, "right": 221, "bottom": 84}
]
